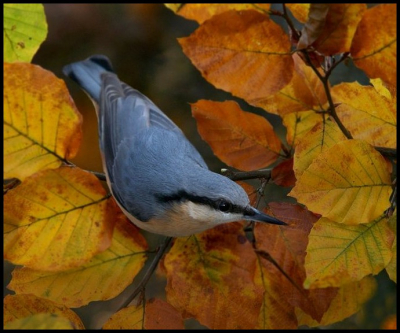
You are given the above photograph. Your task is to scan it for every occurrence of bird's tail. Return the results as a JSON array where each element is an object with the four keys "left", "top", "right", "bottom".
[{"left": 63, "top": 55, "right": 114, "bottom": 103}]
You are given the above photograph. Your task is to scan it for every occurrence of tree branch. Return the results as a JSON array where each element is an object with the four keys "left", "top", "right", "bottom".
[
  {"left": 116, "top": 236, "right": 173, "bottom": 311},
  {"left": 221, "top": 168, "right": 272, "bottom": 181}
]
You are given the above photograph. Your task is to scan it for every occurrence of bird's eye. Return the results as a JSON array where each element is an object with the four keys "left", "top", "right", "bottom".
[{"left": 218, "top": 200, "right": 232, "bottom": 212}]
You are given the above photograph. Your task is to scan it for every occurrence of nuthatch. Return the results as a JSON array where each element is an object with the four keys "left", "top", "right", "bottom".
[{"left": 63, "top": 55, "right": 286, "bottom": 237}]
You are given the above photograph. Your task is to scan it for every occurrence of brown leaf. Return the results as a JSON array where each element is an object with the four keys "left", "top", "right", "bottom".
[
  {"left": 312, "top": 4, "right": 367, "bottom": 55},
  {"left": 192, "top": 100, "right": 281, "bottom": 171},
  {"left": 145, "top": 298, "right": 185, "bottom": 330},
  {"left": 179, "top": 10, "right": 293, "bottom": 102},
  {"left": 297, "top": 4, "right": 330, "bottom": 50},
  {"left": 271, "top": 158, "right": 296, "bottom": 187},
  {"left": 255, "top": 203, "right": 337, "bottom": 322}
]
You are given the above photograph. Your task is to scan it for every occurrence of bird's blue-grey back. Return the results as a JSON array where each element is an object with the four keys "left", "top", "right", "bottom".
[{"left": 63, "top": 55, "right": 209, "bottom": 221}]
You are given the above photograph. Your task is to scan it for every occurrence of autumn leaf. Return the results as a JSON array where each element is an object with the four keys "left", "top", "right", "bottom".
[
  {"left": 4, "top": 63, "right": 82, "bottom": 181},
  {"left": 192, "top": 100, "right": 281, "bottom": 171},
  {"left": 255, "top": 203, "right": 337, "bottom": 323},
  {"left": 331, "top": 82, "right": 396, "bottom": 149},
  {"left": 351, "top": 4, "right": 397, "bottom": 87},
  {"left": 252, "top": 53, "right": 327, "bottom": 116},
  {"left": 299, "top": 4, "right": 367, "bottom": 55},
  {"left": 271, "top": 158, "right": 296, "bottom": 187},
  {"left": 283, "top": 111, "right": 325, "bottom": 147},
  {"left": 296, "top": 277, "right": 376, "bottom": 327},
  {"left": 8, "top": 216, "right": 147, "bottom": 308},
  {"left": 297, "top": 4, "right": 330, "bottom": 50},
  {"left": 3, "top": 294, "right": 84, "bottom": 329},
  {"left": 164, "top": 223, "right": 263, "bottom": 329},
  {"left": 4, "top": 166, "right": 115, "bottom": 271},
  {"left": 165, "top": 3, "right": 270, "bottom": 24},
  {"left": 179, "top": 10, "right": 293, "bottom": 103},
  {"left": 103, "top": 298, "right": 184, "bottom": 329},
  {"left": 286, "top": 4, "right": 310, "bottom": 24},
  {"left": 4, "top": 313, "right": 76, "bottom": 330},
  {"left": 290, "top": 140, "right": 392, "bottom": 225},
  {"left": 293, "top": 117, "right": 347, "bottom": 179},
  {"left": 304, "top": 217, "right": 394, "bottom": 289},
  {"left": 386, "top": 212, "right": 397, "bottom": 283},
  {"left": 3, "top": 4, "right": 48, "bottom": 63}
]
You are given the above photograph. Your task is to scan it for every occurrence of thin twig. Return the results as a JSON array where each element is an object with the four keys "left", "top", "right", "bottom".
[
  {"left": 221, "top": 168, "right": 272, "bottom": 181},
  {"left": 325, "top": 53, "right": 350, "bottom": 78},
  {"left": 301, "top": 50, "right": 353, "bottom": 140},
  {"left": 255, "top": 249, "right": 307, "bottom": 296},
  {"left": 116, "top": 236, "right": 173, "bottom": 311}
]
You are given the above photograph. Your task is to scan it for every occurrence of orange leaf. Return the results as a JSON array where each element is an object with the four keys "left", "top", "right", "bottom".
[
  {"left": 4, "top": 63, "right": 82, "bottom": 181},
  {"left": 271, "top": 158, "right": 296, "bottom": 187},
  {"left": 165, "top": 4, "right": 271, "bottom": 24},
  {"left": 8, "top": 216, "right": 147, "bottom": 308},
  {"left": 331, "top": 82, "right": 396, "bottom": 149},
  {"left": 192, "top": 100, "right": 281, "bottom": 171},
  {"left": 256, "top": 203, "right": 337, "bottom": 323},
  {"left": 252, "top": 53, "right": 327, "bottom": 115},
  {"left": 164, "top": 223, "right": 263, "bottom": 329},
  {"left": 3, "top": 294, "right": 85, "bottom": 329},
  {"left": 179, "top": 10, "right": 293, "bottom": 102},
  {"left": 4, "top": 166, "right": 115, "bottom": 271},
  {"left": 310, "top": 4, "right": 367, "bottom": 55},
  {"left": 351, "top": 4, "right": 397, "bottom": 86},
  {"left": 286, "top": 4, "right": 310, "bottom": 24}
]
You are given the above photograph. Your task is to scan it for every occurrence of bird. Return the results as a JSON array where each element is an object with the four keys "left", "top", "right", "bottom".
[{"left": 63, "top": 55, "right": 286, "bottom": 237}]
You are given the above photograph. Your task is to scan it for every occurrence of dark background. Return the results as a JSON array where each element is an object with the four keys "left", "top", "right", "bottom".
[{"left": 4, "top": 4, "right": 396, "bottom": 329}]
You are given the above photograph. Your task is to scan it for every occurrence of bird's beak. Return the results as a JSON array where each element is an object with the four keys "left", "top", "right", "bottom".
[{"left": 244, "top": 206, "right": 287, "bottom": 226}]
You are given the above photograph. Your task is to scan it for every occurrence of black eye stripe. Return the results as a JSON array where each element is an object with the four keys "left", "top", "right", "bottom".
[{"left": 156, "top": 190, "right": 244, "bottom": 214}]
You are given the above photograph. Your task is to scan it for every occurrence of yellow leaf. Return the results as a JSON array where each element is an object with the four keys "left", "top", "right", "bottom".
[
  {"left": 304, "top": 217, "right": 394, "bottom": 288},
  {"left": 4, "top": 166, "right": 115, "bottom": 271},
  {"left": 293, "top": 117, "right": 347, "bottom": 179},
  {"left": 4, "top": 63, "right": 82, "bottom": 181},
  {"left": 307, "top": 4, "right": 367, "bottom": 55},
  {"left": 3, "top": 294, "right": 84, "bottom": 329},
  {"left": 8, "top": 216, "right": 147, "bottom": 308},
  {"left": 3, "top": 4, "right": 48, "bottom": 63},
  {"left": 283, "top": 111, "right": 324, "bottom": 147},
  {"left": 103, "top": 303, "right": 144, "bottom": 329},
  {"left": 386, "top": 212, "right": 397, "bottom": 283},
  {"left": 286, "top": 4, "right": 310, "bottom": 23},
  {"left": 179, "top": 10, "right": 293, "bottom": 102},
  {"left": 4, "top": 313, "right": 75, "bottom": 330},
  {"left": 192, "top": 100, "right": 281, "bottom": 171},
  {"left": 165, "top": 4, "right": 270, "bottom": 24},
  {"left": 252, "top": 53, "right": 327, "bottom": 115},
  {"left": 331, "top": 82, "right": 396, "bottom": 149},
  {"left": 370, "top": 78, "right": 394, "bottom": 101},
  {"left": 297, "top": 276, "right": 376, "bottom": 327},
  {"left": 351, "top": 4, "right": 397, "bottom": 87},
  {"left": 164, "top": 223, "right": 263, "bottom": 329},
  {"left": 289, "top": 140, "right": 392, "bottom": 224}
]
